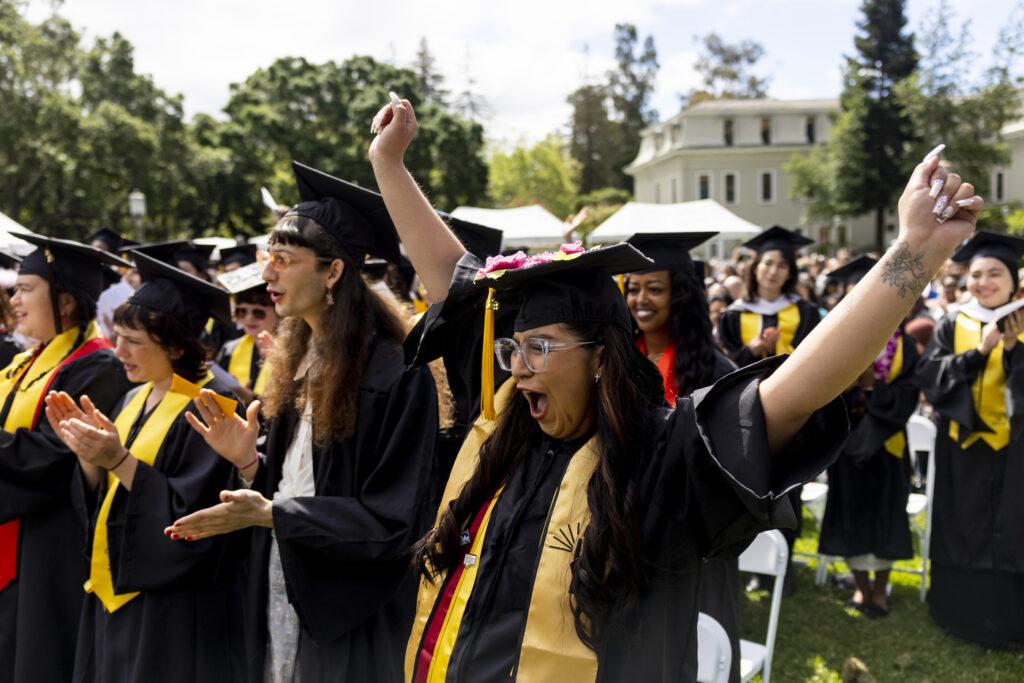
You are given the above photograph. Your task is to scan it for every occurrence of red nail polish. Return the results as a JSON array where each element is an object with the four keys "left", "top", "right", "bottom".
[
  {"left": 185, "top": 536, "right": 193, "bottom": 541},
  {"left": 171, "top": 533, "right": 180, "bottom": 540}
]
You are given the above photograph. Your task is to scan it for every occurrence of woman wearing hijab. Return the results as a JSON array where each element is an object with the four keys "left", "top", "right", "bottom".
[
  {"left": 0, "top": 235, "right": 132, "bottom": 682},
  {"left": 372, "top": 99, "right": 975, "bottom": 680},
  {"left": 919, "top": 230, "right": 1024, "bottom": 647}
]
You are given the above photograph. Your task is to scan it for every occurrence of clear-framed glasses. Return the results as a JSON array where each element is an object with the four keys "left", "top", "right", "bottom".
[
  {"left": 256, "top": 249, "right": 334, "bottom": 273},
  {"left": 494, "top": 337, "right": 596, "bottom": 373}
]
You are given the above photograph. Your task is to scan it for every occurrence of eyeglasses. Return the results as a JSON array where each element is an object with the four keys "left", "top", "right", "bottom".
[
  {"left": 234, "top": 305, "right": 270, "bottom": 321},
  {"left": 256, "top": 249, "right": 335, "bottom": 272},
  {"left": 493, "top": 337, "right": 595, "bottom": 373}
]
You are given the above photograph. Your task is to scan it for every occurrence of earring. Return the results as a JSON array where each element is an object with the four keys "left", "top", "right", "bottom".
[
  {"left": 593, "top": 373, "right": 601, "bottom": 383},
  {"left": 326, "top": 291, "right": 335, "bottom": 307}
]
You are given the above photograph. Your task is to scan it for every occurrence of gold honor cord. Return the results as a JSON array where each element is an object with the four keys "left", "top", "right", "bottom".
[{"left": 480, "top": 288, "right": 499, "bottom": 421}]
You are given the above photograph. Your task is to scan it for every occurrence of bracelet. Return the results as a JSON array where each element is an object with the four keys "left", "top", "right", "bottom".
[
  {"left": 108, "top": 449, "right": 131, "bottom": 471},
  {"left": 238, "top": 451, "right": 260, "bottom": 473}
]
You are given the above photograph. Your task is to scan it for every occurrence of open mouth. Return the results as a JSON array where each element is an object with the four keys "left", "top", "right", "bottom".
[
  {"left": 521, "top": 390, "right": 549, "bottom": 420},
  {"left": 268, "top": 290, "right": 284, "bottom": 304},
  {"left": 633, "top": 308, "right": 657, "bottom": 322}
]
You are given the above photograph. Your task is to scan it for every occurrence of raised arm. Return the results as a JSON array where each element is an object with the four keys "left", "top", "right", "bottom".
[
  {"left": 368, "top": 96, "right": 467, "bottom": 302},
  {"left": 760, "top": 147, "right": 981, "bottom": 451}
]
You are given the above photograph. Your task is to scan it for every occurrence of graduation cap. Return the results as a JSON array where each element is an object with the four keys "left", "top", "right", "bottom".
[
  {"left": 216, "top": 262, "right": 265, "bottom": 295},
  {"left": 445, "top": 216, "right": 504, "bottom": 259},
  {"left": 0, "top": 252, "right": 22, "bottom": 270},
  {"left": 952, "top": 231, "right": 1024, "bottom": 291},
  {"left": 123, "top": 240, "right": 216, "bottom": 273},
  {"left": 219, "top": 244, "right": 258, "bottom": 269},
  {"left": 17, "top": 234, "right": 131, "bottom": 332},
  {"left": 289, "top": 161, "right": 402, "bottom": 265},
  {"left": 742, "top": 226, "right": 814, "bottom": 255},
  {"left": 85, "top": 228, "right": 138, "bottom": 254},
  {"left": 129, "top": 252, "right": 231, "bottom": 332},
  {"left": 825, "top": 255, "right": 878, "bottom": 284},
  {"left": 625, "top": 232, "right": 718, "bottom": 275}
]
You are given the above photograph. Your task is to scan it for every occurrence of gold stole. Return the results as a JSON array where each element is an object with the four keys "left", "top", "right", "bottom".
[
  {"left": 406, "top": 379, "right": 601, "bottom": 682},
  {"left": 84, "top": 372, "right": 226, "bottom": 613},
  {"left": 0, "top": 324, "right": 103, "bottom": 431},
  {"left": 227, "top": 334, "right": 271, "bottom": 395},
  {"left": 738, "top": 303, "right": 801, "bottom": 358},
  {"left": 882, "top": 336, "right": 907, "bottom": 457},
  {"left": 948, "top": 313, "right": 1024, "bottom": 451}
]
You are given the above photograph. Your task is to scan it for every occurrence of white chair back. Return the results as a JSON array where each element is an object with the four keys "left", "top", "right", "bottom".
[
  {"left": 907, "top": 413, "right": 938, "bottom": 601},
  {"left": 738, "top": 530, "right": 788, "bottom": 683},
  {"left": 696, "top": 612, "right": 732, "bottom": 683}
]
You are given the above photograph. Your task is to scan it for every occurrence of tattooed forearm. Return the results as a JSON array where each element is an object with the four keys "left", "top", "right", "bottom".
[{"left": 881, "top": 241, "right": 931, "bottom": 299}]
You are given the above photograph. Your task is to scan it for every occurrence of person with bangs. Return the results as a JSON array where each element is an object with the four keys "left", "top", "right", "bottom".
[
  {"left": 217, "top": 265, "right": 279, "bottom": 403},
  {"left": 373, "top": 101, "right": 978, "bottom": 680},
  {"left": 620, "top": 231, "right": 743, "bottom": 680},
  {"left": 42, "top": 252, "right": 243, "bottom": 681},
  {"left": 0, "top": 235, "right": 132, "bottom": 682},
  {"left": 919, "top": 231, "right": 1024, "bottom": 647},
  {"left": 166, "top": 162, "right": 440, "bottom": 682}
]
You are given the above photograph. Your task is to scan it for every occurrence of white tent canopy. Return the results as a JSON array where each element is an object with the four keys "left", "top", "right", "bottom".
[
  {"left": 0, "top": 210, "right": 34, "bottom": 255},
  {"left": 450, "top": 205, "right": 567, "bottom": 249},
  {"left": 589, "top": 199, "right": 762, "bottom": 242}
]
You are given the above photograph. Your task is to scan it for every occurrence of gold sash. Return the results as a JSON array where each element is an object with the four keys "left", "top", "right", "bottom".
[
  {"left": 406, "top": 379, "right": 601, "bottom": 682},
  {"left": 738, "top": 303, "right": 801, "bottom": 358},
  {"left": 84, "top": 372, "right": 232, "bottom": 612},
  {"left": 948, "top": 313, "right": 1024, "bottom": 451},
  {"left": 882, "top": 336, "right": 907, "bottom": 457},
  {"left": 227, "top": 334, "right": 271, "bottom": 396}
]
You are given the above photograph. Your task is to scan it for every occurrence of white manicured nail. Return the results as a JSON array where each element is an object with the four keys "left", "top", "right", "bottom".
[
  {"left": 389, "top": 91, "right": 401, "bottom": 104},
  {"left": 955, "top": 197, "right": 979, "bottom": 207},
  {"left": 929, "top": 179, "right": 944, "bottom": 198},
  {"left": 923, "top": 143, "right": 946, "bottom": 162},
  {"left": 932, "top": 195, "right": 949, "bottom": 215}
]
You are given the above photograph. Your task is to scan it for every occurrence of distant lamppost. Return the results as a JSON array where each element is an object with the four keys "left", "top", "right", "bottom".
[{"left": 128, "top": 190, "right": 147, "bottom": 243}]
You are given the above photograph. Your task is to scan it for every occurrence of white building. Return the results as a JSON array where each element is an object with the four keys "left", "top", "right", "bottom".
[{"left": 627, "top": 98, "right": 1024, "bottom": 254}]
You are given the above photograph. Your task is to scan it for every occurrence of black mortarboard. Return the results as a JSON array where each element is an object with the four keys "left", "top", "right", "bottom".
[
  {"left": 85, "top": 228, "right": 137, "bottom": 253},
  {"left": 476, "top": 244, "right": 654, "bottom": 333},
  {"left": 219, "top": 244, "right": 258, "bottom": 269},
  {"left": 18, "top": 234, "right": 131, "bottom": 333},
  {"left": 742, "top": 226, "right": 814, "bottom": 255},
  {"left": 446, "top": 216, "right": 504, "bottom": 259},
  {"left": 129, "top": 252, "right": 231, "bottom": 332},
  {"left": 123, "top": 240, "right": 215, "bottom": 273},
  {"left": 0, "top": 252, "right": 22, "bottom": 270},
  {"left": 625, "top": 232, "right": 718, "bottom": 275},
  {"left": 826, "top": 255, "right": 878, "bottom": 284},
  {"left": 952, "top": 231, "right": 1024, "bottom": 292},
  {"left": 289, "top": 161, "right": 402, "bottom": 265}
]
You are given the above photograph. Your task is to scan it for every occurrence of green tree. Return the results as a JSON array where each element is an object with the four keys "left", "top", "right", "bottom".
[
  {"left": 567, "top": 84, "right": 621, "bottom": 194},
  {"left": 413, "top": 38, "right": 449, "bottom": 106},
  {"left": 685, "top": 33, "right": 769, "bottom": 106},
  {"left": 607, "top": 23, "right": 659, "bottom": 191},
  {"left": 488, "top": 136, "right": 579, "bottom": 219}
]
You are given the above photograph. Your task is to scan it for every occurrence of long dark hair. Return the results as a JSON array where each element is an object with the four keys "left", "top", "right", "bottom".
[
  {"left": 113, "top": 303, "right": 207, "bottom": 382},
  {"left": 260, "top": 215, "right": 406, "bottom": 445},
  {"left": 629, "top": 266, "right": 719, "bottom": 397},
  {"left": 414, "top": 322, "right": 665, "bottom": 651},
  {"left": 744, "top": 249, "right": 799, "bottom": 302}
]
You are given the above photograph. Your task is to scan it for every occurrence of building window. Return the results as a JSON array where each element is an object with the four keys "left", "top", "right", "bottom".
[
  {"left": 671, "top": 123, "right": 682, "bottom": 144},
  {"left": 819, "top": 225, "right": 831, "bottom": 246},
  {"left": 995, "top": 171, "right": 1006, "bottom": 202},
  {"left": 838, "top": 225, "right": 848, "bottom": 246},
  {"left": 671, "top": 178, "right": 678, "bottom": 203},
  {"left": 697, "top": 173, "right": 712, "bottom": 200},
  {"left": 654, "top": 183, "right": 661, "bottom": 203},
  {"left": 758, "top": 169, "right": 776, "bottom": 203},
  {"left": 806, "top": 116, "right": 816, "bottom": 144},
  {"left": 724, "top": 172, "right": 737, "bottom": 204},
  {"left": 723, "top": 119, "right": 734, "bottom": 146},
  {"left": 761, "top": 117, "right": 772, "bottom": 145}
]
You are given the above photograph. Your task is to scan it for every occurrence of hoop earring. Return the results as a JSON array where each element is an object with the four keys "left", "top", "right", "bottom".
[{"left": 325, "top": 290, "right": 335, "bottom": 307}]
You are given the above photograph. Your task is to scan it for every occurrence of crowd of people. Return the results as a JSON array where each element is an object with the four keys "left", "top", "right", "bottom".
[{"left": 0, "top": 94, "right": 1017, "bottom": 683}]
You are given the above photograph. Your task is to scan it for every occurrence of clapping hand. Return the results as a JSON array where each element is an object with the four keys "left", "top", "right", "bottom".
[{"left": 185, "top": 389, "right": 261, "bottom": 472}]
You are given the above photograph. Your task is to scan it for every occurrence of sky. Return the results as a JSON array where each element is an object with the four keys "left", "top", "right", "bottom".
[{"left": 25, "top": 0, "right": 1016, "bottom": 146}]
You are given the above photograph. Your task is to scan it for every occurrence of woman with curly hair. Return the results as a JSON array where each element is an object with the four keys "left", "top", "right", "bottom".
[{"left": 371, "top": 100, "right": 972, "bottom": 681}]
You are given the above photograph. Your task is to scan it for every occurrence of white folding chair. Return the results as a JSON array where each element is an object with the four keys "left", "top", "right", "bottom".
[
  {"left": 696, "top": 612, "right": 732, "bottom": 683},
  {"left": 900, "top": 413, "right": 938, "bottom": 601},
  {"left": 738, "top": 530, "right": 788, "bottom": 683},
  {"left": 796, "top": 480, "right": 830, "bottom": 585}
]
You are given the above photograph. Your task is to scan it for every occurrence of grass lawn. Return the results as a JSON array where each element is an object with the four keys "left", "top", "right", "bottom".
[{"left": 738, "top": 511, "right": 1024, "bottom": 682}]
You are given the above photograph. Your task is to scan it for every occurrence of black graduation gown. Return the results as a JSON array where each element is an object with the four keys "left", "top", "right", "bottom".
[
  {"left": 919, "top": 313, "right": 1024, "bottom": 647},
  {"left": 70, "top": 377, "right": 245, "bottom": 682},
  {"left": 217, "top": 336, "right": 261, "bottom": 392},
  {"left": 717, "top": 299, "right": 821, "bottom": 369},
  {"left": 404, "top": 254, "right": 849, "bottom": 682},
  {"left": 0, "top": 335, "right": 21, "bottom": 371},
  {"left": 818, "top": 334, "right": 919, "bottom": 562},
  {"left": 243, "top": 336, "right": 438, "bottom": 682},
  {"left": 0, "top": 349, "right": 130, "bottom": 683}
]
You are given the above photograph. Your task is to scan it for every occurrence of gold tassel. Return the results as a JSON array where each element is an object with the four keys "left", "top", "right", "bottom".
[
  {"left": 481, "top": 288, "right": 499, "bottom": 421},
  {"left": 617, "top": 274, "right": 625, "bottom": 294}
]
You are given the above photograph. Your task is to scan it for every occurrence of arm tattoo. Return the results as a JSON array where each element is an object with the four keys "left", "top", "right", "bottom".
[{"left": 881, "top": 241, "right": 930, "bottom": 299}]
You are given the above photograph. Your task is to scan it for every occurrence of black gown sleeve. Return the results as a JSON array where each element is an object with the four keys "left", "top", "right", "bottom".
[
  {"left": 845, "top": 334, "right": 921, "bottom": 464},
  {"left": 404, "top": 252, "right": 514, "bottom": 427},
  {"left": 1001, "top": 339, "right": 1024, "bottom": 438},
  {"left": 919, "top": 313, "right": 988, "bottom": 430},
  {"left": 106, "top": 410, "right": 237, "bottom": 593},
  {"left": 0, "top": 351, "right": 130, "bottom": 522},
  {"left": 667, "top": 356, "right": 849, "bottom": 557},
  {"left": 717, "top": 309, "right": 759, "bottom": 368}
]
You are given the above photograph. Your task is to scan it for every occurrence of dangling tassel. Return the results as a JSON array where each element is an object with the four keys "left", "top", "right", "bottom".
[
  {"left": 616, "top": 274, "right": 625, "bottom": 295},
  {"left": 480, "top": 287, "right": 498, "bottom": 421}
]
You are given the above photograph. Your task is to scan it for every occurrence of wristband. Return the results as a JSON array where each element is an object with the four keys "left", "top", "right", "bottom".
[
  {"left": 238, "top": 451, "right": 260, "bottom": 473},
  {"left": 108, "top": 449, "right": 131, "bottom": 471}
]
